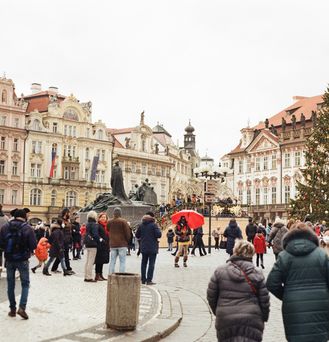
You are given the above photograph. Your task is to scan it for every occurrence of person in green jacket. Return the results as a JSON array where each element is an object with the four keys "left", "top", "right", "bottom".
[{"left": 266, "top": 223, "right": 329, "bottom": 342}]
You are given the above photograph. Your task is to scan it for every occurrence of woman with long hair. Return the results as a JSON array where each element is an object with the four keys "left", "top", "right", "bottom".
[{"left": 94, "top": 212, "right": 110, "bottom": 281}]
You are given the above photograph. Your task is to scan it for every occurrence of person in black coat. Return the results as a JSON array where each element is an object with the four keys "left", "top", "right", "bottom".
[
  {"left": 224, "top": 219, "right": 242, "bottom": 256},
  {"left": 245, "top": 218, "right": 257, "bottom": 243},
  {"left": 71, "top": 216, "right": 82, "bottom": 260},
  {"left": 191, "top": 227, "right": 207, "bottom": 256},
  {"left": 94, "top": 213, "right": 109, "bottom": 281},
  {"left": 135, "top": 212, "right": 162, "bottom": 285},
  {"left": 166, "top": 229, "right": 175, "bottom": 251},
  {"left": 42, "top": 219, "right": 72, "bottom": 276}
]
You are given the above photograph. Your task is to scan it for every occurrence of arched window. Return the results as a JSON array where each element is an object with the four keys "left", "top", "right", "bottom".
[
  {"left": 30, "top": 188, "right": 42, "bottom": 206},
  {"left": 32, "top": 119, "right": 41, "bottom": 131},
  {"left": 1, "top": 90, "right": 7, "bottom": 104},
  {"left": 65, "top": 191, "right": 77, "bottom": 207},
  {"left": 51, "top": 190, "right": 57, "bottom": 206},
  {"left": 85, "top": 147, "right": 90, "bottom": 159},
  {"left": 97, "top": 129, "right": 103, "bottom": 140}
]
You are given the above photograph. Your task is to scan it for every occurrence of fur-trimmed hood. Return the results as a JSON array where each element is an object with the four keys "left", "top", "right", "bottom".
[
  {"left": 142, "top": 215, "right": 155, "bottom": 224},
  {"left": 283, "top": 228, "right": 319, "bottom": 256}
]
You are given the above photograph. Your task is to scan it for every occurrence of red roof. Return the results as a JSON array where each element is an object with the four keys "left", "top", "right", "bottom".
[
  {"left": 113, "top": 137, "right": 124, "bottom": 148},
  {"left": 254, "top": 95, "right": 323, "bottom": 129},
  {"left": 24, "top": 91, "right": 65, "bottom": 113}
]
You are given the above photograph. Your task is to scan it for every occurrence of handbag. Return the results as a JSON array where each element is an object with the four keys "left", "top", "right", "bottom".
[
  {"left": 84, "top": 234, "right": 97, "bottom": 248},
  {"left": 219, "top": 234, "right": 227, "bottom": 249}
]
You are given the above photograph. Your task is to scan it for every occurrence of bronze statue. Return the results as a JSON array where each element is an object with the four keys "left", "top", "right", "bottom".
[
  {"left": 265, "top": 118, "right": 269, "bottom": 129},
  {"left": 111, "top": 161, "right": 129, "bottom": 202},
  {"left": 282, "top": 117, "right": 286, "bottom": 132},
  {"left": 311, "top": 111, "right": 317, "bottom": 126}
]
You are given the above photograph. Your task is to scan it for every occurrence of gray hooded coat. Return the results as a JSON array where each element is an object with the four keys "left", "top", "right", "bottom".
[{"left": 207, "top": 256, "right": 270, "bottom": 342}]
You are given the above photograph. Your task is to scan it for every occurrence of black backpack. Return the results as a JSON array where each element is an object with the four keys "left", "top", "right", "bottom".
[{"left": 4, "top": 222, "right": 29, "bottom": 261}]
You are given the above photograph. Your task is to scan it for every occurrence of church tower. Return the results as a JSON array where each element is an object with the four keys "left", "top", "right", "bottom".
[{"left": 184, "top": 120, "right": 196, "bottom": 155}]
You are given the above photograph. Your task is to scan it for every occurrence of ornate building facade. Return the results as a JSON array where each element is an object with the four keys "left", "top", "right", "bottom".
[
  {"left": 0, "top": 76, "right": 27, "bottom": 212},
  {"left": 109, "top": 114, "right": 199, "bottom": 204},
  {"left": 23, "top": 84, "right": 113, "bottom": 222},
  {"left": 223, "top": 95, "right": 323, "bottom": 222}
]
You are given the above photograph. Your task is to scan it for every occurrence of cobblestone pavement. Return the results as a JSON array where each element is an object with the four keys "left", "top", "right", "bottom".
[{"left": 0, "top": 248, "right": 286, "bottom": 341}]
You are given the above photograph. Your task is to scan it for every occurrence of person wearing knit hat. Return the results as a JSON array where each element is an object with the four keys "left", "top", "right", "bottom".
[
  {"left": 0, "top": 207, "right": 37, "bottom": 319},
  {"left": 268, "top": 217, "right": 288, "bottom": 260}
]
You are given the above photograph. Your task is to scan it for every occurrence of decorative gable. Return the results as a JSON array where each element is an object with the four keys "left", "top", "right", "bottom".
[{"left": 246, "top": 132, "right": 279, "bottom": 154}]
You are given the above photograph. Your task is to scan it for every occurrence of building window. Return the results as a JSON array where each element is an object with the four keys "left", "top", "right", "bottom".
[
  {"left": 13, "top": 138, "right": 18, "bottom": 151},
  {"left": 255, "top": 157, "right": 260, "bottom": 171},
  {"left": 30, "top": 188, "right": 41, "bottom": 206},
  {"left": 51, "top": 190, "right": 57, "bottom": 206},
  {"left": 86, "top": 128, "right": 90, "bottom": 138},
  {"left": 32, "top": 141, "right": 42, "bottom": 154},
  {"left": 12, "top": 161, "right": 18, "bottom": 176},
  {"left": 72, "top": 126, "right": 76, "bottom": 137},
  {"left": 70, "top": 166, "right": 78, "bottom": 180},
  {"left": 0, "top": 116, "right": 6, "bottom": 125},
  {"left": 255, "top": 188, "right": 260, "bottom": 205},
  {"left": 161, "top": 167, "right": 165, "bottom": 177},
  {"left": 96, "top": 149, "right": 100, "bottom": 158},
  {"left": 294, "top": 151, "right": 301, "bottom": 167},
  {"left": 64, "top": 167, "right": 69, "bottom": 180},
  {"left": 0, "top": 189, "right": 4, "bottom": 203},
  {"left": 238, "top": 190, "right": 243, "bottom": 204},
  {"left": 32, "top": 119, "right": 41, "bottom": 131},
  {"left": 285, "top": 185, "right": 291, "bottom": 204},
  {"left": 142, "top": 163, "right": 146, "bottom": 174},
  {"left": 0, "top": 160, "right": 5, "bottom": 174},
  {"left": 263, "top": 187, "right": 268, "bottom": 205},
  {"left": 247, "top": 189, "right": 251, "bottom": 205},
  {"left": 31, "top": 163, "right": 41, "bottom": 177},
  {"left": 284, "top": 153, "right": 290, "bottom": 168},
  {"left": 64, "top": 125, "right": 68, "bottom": 136},
  {"left": 52, "top": 123, "right": 58, "bottom": 133},
  {"left": 101, "top": 150, "right": 105, "bottom": 161},
  {"left": 246, "top": 159, "right": 251, "bottom": 173},
  {"left": 68, "top": 126, "right": 72, "bottom": 136},
  {"left": 65, "top": 191, "right": 77, "bottom": 207},
  {"left": 263, "top": 156, "right": 268, "bottom": 170},
  {"left": 1, "top": 90, "right": 7, "bottom": 104},
  {"left": 14, "top": 118, "right": 19, "bottom": 128},
  {"left": 97, "top": 130, "right": 103, "bottom": 140},
  {"left": 95, "top": 170, "right": 100, "bottom": 183},
  {"left": 100, "top": 170, "right": 105, "bottom": 183},
  {"left": 238, "top": 160, "right": 243, "bottom": 174},
  {"left": 85, "top": 148, "right": 90, "bottom": 159},
  {"left": 272, "top": 187, "right": 277, "bottom": 204},
  {"left": 0, "top": 137, "right": 5, "bottom": 150},
  {"left": 51, "top": 143, "right": 57, "bottom": 154},
  {"left": 85, "top": 168, "right": 90, "bottom": 180},
  {"left": 11, "top": 190, "right": 18, "bottom": 205},
  {"left": 142, "top": 139, "right": 146, "bottom": 152},
  {"left": 132, "top": 162, "right": 136, "bottom": 173}
]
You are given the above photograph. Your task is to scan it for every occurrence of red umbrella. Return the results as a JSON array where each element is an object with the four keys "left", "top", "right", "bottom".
[{"left": 171, "top": 210, "right": 205, "bottom": 229}]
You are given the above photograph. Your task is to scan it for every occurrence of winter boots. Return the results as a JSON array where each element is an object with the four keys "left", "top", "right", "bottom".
[{"left": 42, "top": 268, "right": 51, "bottom": 276}]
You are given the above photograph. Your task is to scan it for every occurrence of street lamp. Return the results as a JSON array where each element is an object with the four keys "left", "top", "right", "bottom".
[{"left": 194, "top": 164, "right": 227, "bottom": 253}]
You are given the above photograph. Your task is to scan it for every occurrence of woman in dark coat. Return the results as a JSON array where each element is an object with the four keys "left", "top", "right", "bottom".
[
  {"left": 207, "top": 240, "right": 270, "bottom": 342},
  {"left": 43, "top": 219, "right": 72, "bottom": 276},
  {"left": 94, "top": 212, "right": 109, "bottom": 281},
  {"left": 266, "top": 223, "right": 329, "bottom": 342},
  {"left": 223, "top": 218, "right": 242, "bottom": 256}
]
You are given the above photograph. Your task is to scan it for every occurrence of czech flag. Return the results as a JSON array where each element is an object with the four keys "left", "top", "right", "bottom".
[{"left": 49, "top": 150, "right": 56, "bottom": 178}]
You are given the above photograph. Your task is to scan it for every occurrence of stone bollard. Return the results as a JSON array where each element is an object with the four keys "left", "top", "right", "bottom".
[{"left": 106, "top": 273, "right": 141, "bottom": 331}]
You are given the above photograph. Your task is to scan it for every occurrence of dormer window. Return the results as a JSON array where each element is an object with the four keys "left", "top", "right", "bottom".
[
  {"left": 32, "top": 119, "right": 41, "bottom": 131},
  {"left": 97, "top": 129, "right": 103, "bottom": 140},
  {"left": 1, "top": 90, "right": 7, "bottom": 104}
]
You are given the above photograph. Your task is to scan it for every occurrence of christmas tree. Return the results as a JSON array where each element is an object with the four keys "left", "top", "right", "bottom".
[{"left": 290, "top": 87, "right": 329, "bottom": 222}]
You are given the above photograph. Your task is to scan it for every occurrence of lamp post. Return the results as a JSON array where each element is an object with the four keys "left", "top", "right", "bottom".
[{"left": 194, "top": 164, "right": 227, "bottom": 254}]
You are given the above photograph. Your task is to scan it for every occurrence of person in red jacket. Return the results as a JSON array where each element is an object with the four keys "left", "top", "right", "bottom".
[
  {"left": 31, "top": 237, "right": 51, "bottom": 273},
  {"left": 254, "top": 229, "right": 266, "bottom": 269}
]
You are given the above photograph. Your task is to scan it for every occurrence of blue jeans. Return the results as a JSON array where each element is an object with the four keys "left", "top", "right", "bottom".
[
  {"left": 6, "top": 260, "right": 30, "bottom": 310},
  {"left": 109, "top": 247, "right": 127, "bottom": 273},
  {"left": 141, "top": 253, "right": 157, "bottom": 283}
]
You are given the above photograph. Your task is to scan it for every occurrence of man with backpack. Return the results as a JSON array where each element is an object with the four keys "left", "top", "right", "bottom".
[{"left": 0, "top": 209, "right": 37, "bottom": 319}]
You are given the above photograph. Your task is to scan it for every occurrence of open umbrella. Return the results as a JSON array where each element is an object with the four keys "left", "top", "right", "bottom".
[{"left": 171, "top": 210, "right": 205, "bottom": 229}]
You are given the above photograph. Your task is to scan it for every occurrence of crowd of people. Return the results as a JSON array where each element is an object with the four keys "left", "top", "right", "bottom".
[{"left": 0, "top": 202, "right": 329, "bottom": 341}]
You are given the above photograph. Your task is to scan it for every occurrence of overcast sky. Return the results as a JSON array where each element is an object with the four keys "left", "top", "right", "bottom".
[{"left": 2, "top": 0, "right": 329, "bottom": 161}]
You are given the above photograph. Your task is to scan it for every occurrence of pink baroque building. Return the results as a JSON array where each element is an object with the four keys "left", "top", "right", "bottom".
[
  {"left": 222, "top": 95, "right": 323, "bottom": 222},
  {"left": 0, "top": 76, "right": 28, "bottom": 212}
]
